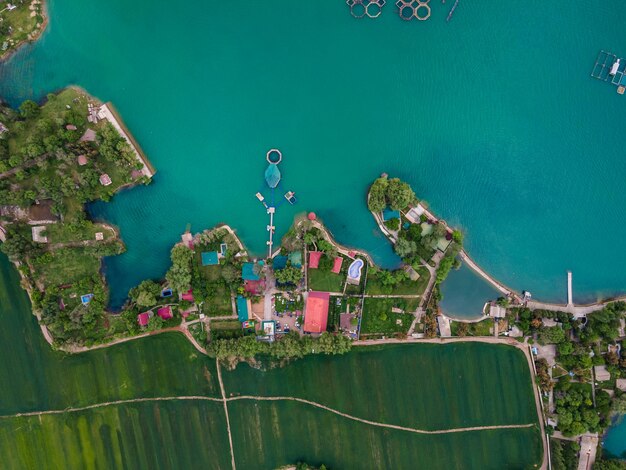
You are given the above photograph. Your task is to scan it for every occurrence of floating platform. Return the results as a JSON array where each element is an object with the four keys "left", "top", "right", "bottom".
[
  {"left": 591, "top": 50, "right": 626, "bottom": 93},
  {"left": 284, "top": 191, "right": 297, "bottom": 205}
]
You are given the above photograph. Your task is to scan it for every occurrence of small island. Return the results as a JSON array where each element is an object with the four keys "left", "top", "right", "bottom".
[{"left": 0, "top": 0, "right": 47, "bottom": 60}]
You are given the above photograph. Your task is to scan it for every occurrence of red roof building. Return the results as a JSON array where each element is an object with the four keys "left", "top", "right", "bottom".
[
  {"left": 77, "top": 155, "right": 88, "bottom": 166},
  {"left": 331, "top": 256, "right": 343, "bottom": 274},
  {"left": 181, "top": 289, "right": 194, "bottom": 302},
  {"left": 244, "top": 279, "right": 266, "bottom": 295},
  {"left": 304, "top": 291, "right": 330, "bottom": 334},
  {"left": 157, "top": 306, "right": 173, "bottom": 320},
  {"left": 309, "top": 251, "right": 322, "bottom": 269},
  {"left": 137, "top": 310, "right": 153, "bottom": 327}
]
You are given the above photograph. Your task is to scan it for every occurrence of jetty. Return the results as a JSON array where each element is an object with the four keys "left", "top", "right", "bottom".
[
  {"left": 446, "top": 0, "right": 459, "bottom": 22},
  {"left": 591, "top": 50, "right": 626, "bottom": 94},
  {"left": 266, "top": 207, "right": 275, "bottom": 258},
  {"left": 567, "top": 271, "right": 573, "bottom": 307}
]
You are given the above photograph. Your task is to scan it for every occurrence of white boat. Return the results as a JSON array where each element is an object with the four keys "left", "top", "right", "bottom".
[{"left": 610, "top": 58, "right": 621, "bottom": 76}]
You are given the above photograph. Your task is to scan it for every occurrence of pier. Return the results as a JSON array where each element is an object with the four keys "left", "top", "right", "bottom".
[
  {"left": 567, "top": 271, "right": 573, "bottom": 307},
  {"left": 266, "top": 207, "right": 275, "bottom": 258},
  {"left": 446, "top": 0, "right": 459, "bottom": 22}
]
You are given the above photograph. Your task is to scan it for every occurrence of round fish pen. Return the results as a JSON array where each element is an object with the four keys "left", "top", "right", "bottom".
[
  {"left": 395, "top": 0, "right": 431, "bottom": 21},
  {"left": 346, "top": 0, "right": 386, "bottom": 19},
  {"left": 266, "top": 148, "right": 282, "bottom": 164}
]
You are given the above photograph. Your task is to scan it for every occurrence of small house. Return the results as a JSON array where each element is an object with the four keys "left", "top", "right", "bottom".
[
  {"left": 77, "top": 155, "right": 88, "bottom": 166},
  {"left": 242, "top": 262, "right": 262, "bottom": 281},
  {"left": 99, "top": 173, "right": 112, "bottom": 186},
  {"left": 594, "top": 365, "right": 611, "bottom": 382},
  {"left": 331, "top": 256, "right": 343, "bottom": 274},
  {"left": 157, "top": 306, "right": 173, "bottom": 320},
  {"left": 137, "top": 310, "right": 153, "bottom": 327},
  {"left": 237, "top": 295, "right": 249, "bottom": 322},
  {"left": 65, "top": 124, "right": 77, "bottom": 131},
  {"left": 308, "top": 251, "right": 322, "bottom": 269}
]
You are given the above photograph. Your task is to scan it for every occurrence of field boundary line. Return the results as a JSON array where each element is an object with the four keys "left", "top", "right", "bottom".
[
  {"left": 0, "top": 396, "right": 223, "bottom": 419},
  {"left": 217, "top": 360, "right": 237, "bottom": 470},
  {"left": 226, "top": 395, "right": 536, "bottom": 435}
]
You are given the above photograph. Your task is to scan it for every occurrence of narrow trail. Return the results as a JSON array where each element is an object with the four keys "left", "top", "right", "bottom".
[
  {"left": 0, "top": 393, "right": 535, "bottom": 436},
  {"left": 227, "top": 395, "right": 536, "bottom": 436},
  {"left": 217, "top": 360, "right": 237, "bottom": 470}
]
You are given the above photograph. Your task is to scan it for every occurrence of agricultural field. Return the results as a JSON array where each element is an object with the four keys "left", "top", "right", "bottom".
[
  {"left": 222, "top": 342, "right": 539, "bottom": 431},
  {"left": 0, "top": 401, "right": 232, "bottom": 470},
  {"left": 0, "top": 255, "right": 542, "bottom": 469},
  {"left": 0, "top": 255, "right": 220, "bottom": 415},
  {"left": 228, "top": 400, "right": 542, "bottom": 470}
]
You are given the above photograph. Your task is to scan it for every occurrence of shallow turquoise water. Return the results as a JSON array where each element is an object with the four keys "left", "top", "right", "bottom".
[
  {"left": 439, "top": 263, "right": 501, "bottom": 319},
  {"left": 2, "top": 0, "right": 626, "bottom": 307},
  {"left": 604, "top": 417, "right": 626, "bottom": 459}
]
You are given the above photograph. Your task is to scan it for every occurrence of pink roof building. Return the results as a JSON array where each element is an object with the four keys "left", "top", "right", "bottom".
[
  {"left": 66, "top": 124, "right": 77, "bottom": 131},
  {"left": 304, "top": 291, "right": 330, "bottom": 334},
  {"left": 137, "top": 310, "right": 153, "bottom": 327},
  {"left": 77, "top": 155, "right": 88, "bottom": 166},
  {"left": 181, "top": 289, "right": 194, "bottom": 302},
  {"left": 99, "top": 173, "right": 112, "bottom": 186},
  {"left": 309, "top": 251, "right": 322, "bottom": 269},
  {"left": 157, "top": 306, "right": 173, "bottom": 320},
  {"left": 331, "top": 256, "right": 343, "bottom": 274}
]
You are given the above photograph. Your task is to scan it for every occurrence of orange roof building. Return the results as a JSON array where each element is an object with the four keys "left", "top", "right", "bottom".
[{"left": 304, "top": 291, "right": 330, "bottom": 334}]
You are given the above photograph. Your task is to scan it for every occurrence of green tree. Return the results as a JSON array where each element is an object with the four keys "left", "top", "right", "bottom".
[
  {"left": 165, "top": 245, "right": 194, "bottom": 293},
  {"left": 275, "top": 266, "right": 302, "bottom": 285},
  {"left": 368, "top": 176, "right": 388, "bottom": 212},
  {"left": 394, "top": 237, "right": 416, "bottom": 258},
  {"left": 19, "top": 100, "right": 40, "bottom": 119},
  {"left": 147, "top": 315, "right": 164, "bottom": 331},
  {"left": 386, "top": 177, "right": 415, "bottom": 210}
]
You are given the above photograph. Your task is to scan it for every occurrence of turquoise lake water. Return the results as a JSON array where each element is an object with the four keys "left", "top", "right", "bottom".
[
  {"left": 439, "top": 263, "right": 501, "bottom": 319},
  {"left": 604, "top": 417, "right": 626, "bottom": 459},
  {"left": 2, "top": 0, "right": 626, "bottom": 310}
]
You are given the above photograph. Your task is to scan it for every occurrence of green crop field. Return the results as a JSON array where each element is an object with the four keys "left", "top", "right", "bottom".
[
  {"left": 222, "top": 342, "right": 539, "bottom": 431},
  {"left": 0, "top": 254, "right": 543, "bottom": 469},
  {"left": 0, "top": 256, "right": 220, "bottom": 415},
  {"left": 0, "top": 401, "right": 232, "bottom": 470},
  {"left": 228, "top": 400, "right": 542, "bottom": 470}
]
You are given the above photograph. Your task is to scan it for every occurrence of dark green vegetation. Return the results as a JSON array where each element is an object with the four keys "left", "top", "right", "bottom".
[
  {"left": 450, "top": 318, "right": 494, "bottom": 337},
  {"left": 0, "top": 401, "right": 232, "bottom": 470},
  {"left": 222, "top": 342, "right": 539, "bottom": 431},
  {"left": 549, "top": 438, "right": 579, "bottom": 470},
  {"left": 367, "top": 176, "right": 415, "bottom": 212},
  {"left": 0, "top": 88, "right": 150, "bottom": 346},
  {"left": 0, "top": 0, "right": 45, "bottom": 59},
  {"left": 514, "top": 302, "right": 626, "bottom": 436},
  {"left": 228, "top": 400, "right": 541, "bottom": 470},
  {"left": 207, "top": 331, "right": 352, "bottom": 360}
]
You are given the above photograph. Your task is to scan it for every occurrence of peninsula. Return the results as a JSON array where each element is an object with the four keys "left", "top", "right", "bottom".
[{"left": 0, "top": 0, "right": 47, "bottom": 61}]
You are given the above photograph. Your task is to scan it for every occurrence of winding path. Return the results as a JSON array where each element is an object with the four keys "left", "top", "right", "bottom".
[{"left": 0, "top": 394, "right": 535, "bottom": 436}]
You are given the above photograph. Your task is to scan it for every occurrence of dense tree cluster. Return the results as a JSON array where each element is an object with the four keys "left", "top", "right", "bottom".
[
  {"left": 274, "top": 265, "right": 303, "bottom": 286},
  {"left": 367, "top": 176, "right": 415, "bottom": 212},
  {"left": 165, "top": 245, "right": 194, "bottom": 293},
  {"left": 207, "top": 331, "right": 352, "bottom": 360}
]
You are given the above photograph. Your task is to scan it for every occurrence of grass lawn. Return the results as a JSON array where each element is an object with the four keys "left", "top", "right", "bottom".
[
  {"left": 450, "top": 318, "right": 494, "bottom": 337},
  {"left": 365, "top": 265, "right": 431, "bottom": 295},
  {"left": 360, "top": 298, "right": 415, "bottom": 335},
  {"left": 308, "top": 267, "right": 344, "bottom": 293},
  {"left": 33, "top": 247, "right": 100, "bottom": 287},
  {"left": 45, "top": 222, "right": 115, "bottom": 244},
  {"left": 204, "top": 283, "right": 233, "bottom": 317}
]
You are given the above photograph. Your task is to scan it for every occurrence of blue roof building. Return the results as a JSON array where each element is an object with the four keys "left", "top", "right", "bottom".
[
  {"left": 201, "top": 251, "right": 219, "bottom": 266},
  {"left": 242, "top": 262, "right": 261, "bottom": 281},
  {"left": 273, "top": 255, "right": 288, "bottom": 270}
]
